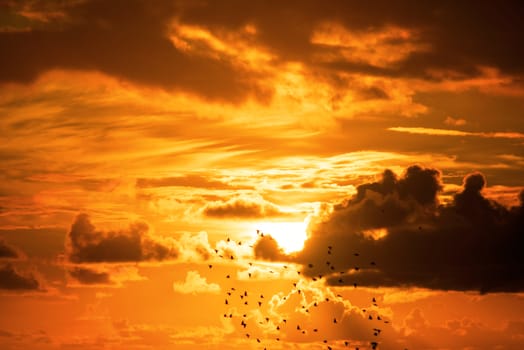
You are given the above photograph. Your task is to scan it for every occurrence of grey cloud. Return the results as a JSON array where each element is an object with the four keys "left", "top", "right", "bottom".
[
  {"left": 67, "top": 213, "right": 179, "bottom": 263},
  {"left": 0, "top": 263, "right": 40, "bottom": 291},
  {"left": 258, "top": 166, "right": 524, "bottom": 293}
]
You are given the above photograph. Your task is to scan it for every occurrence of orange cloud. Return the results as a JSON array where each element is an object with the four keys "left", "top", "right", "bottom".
[
  {"left": 172, "top": 270, "right": 220, "bottom": 295},
  {"left": 389, "top": 126, "right": 524, "bottom": 139}
]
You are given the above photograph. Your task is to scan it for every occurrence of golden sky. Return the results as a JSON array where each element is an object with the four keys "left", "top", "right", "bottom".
[{"left": 1, "top": 1, "right": 524, "bottom": 349}]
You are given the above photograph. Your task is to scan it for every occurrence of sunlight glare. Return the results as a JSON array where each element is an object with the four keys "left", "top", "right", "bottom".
[{"left": 255, "top": 220, "right": 308, "bottom": 253}]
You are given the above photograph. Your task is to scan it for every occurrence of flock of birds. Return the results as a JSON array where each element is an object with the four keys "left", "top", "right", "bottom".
[{"left": 205, "top": 232, "right": 399, "bottom": 350}]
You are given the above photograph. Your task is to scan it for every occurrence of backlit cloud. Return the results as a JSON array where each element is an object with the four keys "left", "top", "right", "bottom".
[
  {"left": 0, "top": 263, "right": 40, "bottom": 291},
  {"left": 203, "top": 196, "right": 289, "bottom": 219},
  {"left": 68, "top": 266, "right": 112, "bottom": 285},
  {"left": 0, "top": 239, "right": 20, "bottom": 259},
  {"left": 67, "top": 213, "right": 179, "bottom": 263},
  {"left": 257, "top": 166, "right": 524, "bottom": 293}
]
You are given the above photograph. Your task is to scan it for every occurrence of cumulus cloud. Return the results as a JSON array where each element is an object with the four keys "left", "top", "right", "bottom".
[
  {"left": 173, "top": 270, "right": 220, "bottom": 295},
  {"left": 203, "top": 196, "right": 288, "bottom": 219},
  {"left": 68, "top": 266, "right": 112, "bottom": 285},
  {"left": 259, "top": 166, "right": 524, "bottom": 293},
  {"left": 0, "top": 263, "right": 40, "bottom": 291},
  {"left": 0, "top": 239, "right": 20, "bottom": 259},
  {"left": 253, "top": 235, "right": 289, "bottom": 261},
  {"left": 67, "top": 214, "right": 179, "bottom": 263}
]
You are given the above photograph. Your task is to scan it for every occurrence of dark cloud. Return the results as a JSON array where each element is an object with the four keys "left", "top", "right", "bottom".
[
  {"left": 68, "top": 266, "right": 112, "bottom": 285},
  {"left": 178, "top": 0, "right": 524, "bottom": 80},
  {"left": 2, "top": 0, "right": 523, "bottom": 102},
  {"left": 0, "top": 0, "right": 268, "bottom": 103},
  {"left": 203, "top": 197, "right": 288, "bottom": 219},
  {"left": 67, "top": 214, "right": 179, "bottom": 263},
  {"left": 253, "top": 235, "right": 288, "bottom": 261},
  {"left": 261, "top": 166, "right": 524, "bottom": 293},
  {"left": 0, "top": 239, "right": 19, "bottom": 259},
  {"left": 0, "top": 263, "right": 40, "bottom": 290}
]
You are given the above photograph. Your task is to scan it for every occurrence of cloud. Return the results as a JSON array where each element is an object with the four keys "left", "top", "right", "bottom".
[
  {"left": 388, "top": 126, "right": 524, "bottom": 139},
  {"left": 0, "top": 0, "right": 268, "bottom": 103},
  {"left": 203, "top": 196, "right": 289, "bottom": 219},
  {"left": 68, "top": 266, "right": 112, "bottom": 285},
  {"left": 178, "top": 1, "right": 524, "bottom": 83},
  {"left": 136, "top": 175, "right": 246, "bottom": 190},
  {"left": 264, "top": 165, "right": 524, "bottom": 293},
  {"left": 444, "top": 116, "right": 466, "bottom": 126},
  {"left": 67, "top": 213, "right": 179, "bottom": 263},
  {"left": 253, "top": 235, "right": 288, "bottom": 261},
  {"left": 172, "top": 270, "right": 220, "bottom": 295},
  {"left": 0, "top": 263, "right": 40, "bottom": 291},
  {"left": 0, "top": 239, "right": 20, "bottom": 259}
]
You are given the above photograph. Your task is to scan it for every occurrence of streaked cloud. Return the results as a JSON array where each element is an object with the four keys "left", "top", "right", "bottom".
[{"left": 389, "top": 126, "right": 524, "bottom": 139}]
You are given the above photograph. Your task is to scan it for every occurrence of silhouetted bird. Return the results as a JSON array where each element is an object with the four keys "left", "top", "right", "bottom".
[
  {"left": 208, "top": 264, "right": 213, "bottom": 269},
  {"left": 308, "top": 263, "right": 314, "bottom": 268},
  {"left": 333, "top": 318, "right": 337, "bottom": 324}
]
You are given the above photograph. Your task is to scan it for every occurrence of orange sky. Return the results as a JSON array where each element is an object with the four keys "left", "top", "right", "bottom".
[{"left": 1, "top": 1, "right": 524, "bottom": 349}]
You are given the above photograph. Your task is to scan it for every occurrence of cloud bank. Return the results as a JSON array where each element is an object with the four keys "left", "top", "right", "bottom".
[{"left": 257, "top": 166, "right": 524, "bottom": 293}]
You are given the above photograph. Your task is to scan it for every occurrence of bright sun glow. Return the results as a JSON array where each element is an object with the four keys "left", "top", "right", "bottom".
[{"left": 255, "top": 221, "right": 308, "bottom": 253}]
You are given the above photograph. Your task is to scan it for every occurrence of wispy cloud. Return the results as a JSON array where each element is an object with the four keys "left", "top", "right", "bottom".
[{"left": 389, "top": 127, "right": 524, "bottom": 139}]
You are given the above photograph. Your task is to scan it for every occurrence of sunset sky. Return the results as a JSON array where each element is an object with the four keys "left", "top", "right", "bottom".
[{"left": 1, "top": 1, "right": 524, "bottom": 349}]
